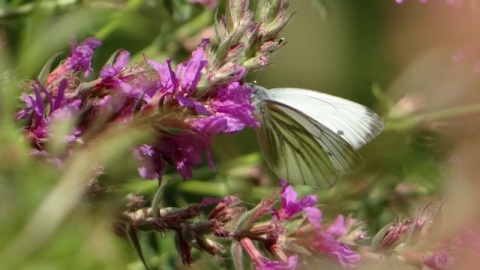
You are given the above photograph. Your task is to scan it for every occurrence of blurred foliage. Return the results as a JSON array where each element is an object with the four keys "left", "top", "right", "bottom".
[{"left": 2, "top": 0, "right": 480, "bottom": 269}]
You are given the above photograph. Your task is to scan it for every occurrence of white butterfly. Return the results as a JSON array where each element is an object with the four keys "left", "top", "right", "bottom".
[{"left": 250, "top": 84, "right": 384, "bottom": 188}]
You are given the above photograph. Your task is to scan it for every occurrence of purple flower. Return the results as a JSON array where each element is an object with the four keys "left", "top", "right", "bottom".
[
  {"left": 48, "top": 37, "right": 102, "bottom": 84},
  {"left": 188, "top": 0, "right": 217, "bottom": 9},
  {"left": 18, "top": 36, "right": 258, "bottom": 182},
  {"left": 395, "top": 0, "right": 462, "bottom": 5},
  {"left": 133, "top": 144, "right": 166, "bottom": 181},
  {"left": 242, "top": 237, "right": 298, "bottom": 270},
  {"left": 69, "top": 37, "right": 102, "bottom": 78},
  {"left": 99, "top": 49, "right": 132, "bottom": 94},
  {"left": 256, "top": 255, "right": 298, "bottom": 270},
  {"left": 310, "top": 215, "right": 361, "bottom": 268},
  {"left": 17, "top": 79, "right": 82, "bottom": 145},
  {"left": 276, "top": 179, "right": 318, "bottom": 220},
  {"left": 191, "top": 82, "right": 259, "bottom": 136},
  {"left": 134, "top": 131, "right": 212, "bottom": 180},
  {"left": 134, "top": 41, "right": 257, "bottom": 181},
  {"left": 423, "top": 251, "right": 453, "bottom": 270},
  {"left": 147, "top": 42, "right": 209, "bottom": 115}
]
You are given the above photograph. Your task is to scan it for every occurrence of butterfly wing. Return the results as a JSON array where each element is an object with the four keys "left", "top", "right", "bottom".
[
  {"left": 255, "top": 100, "right": 362, "bottom": 188},
  {"left": 265, "top": 88, "right": 384, "bottom": 150}
]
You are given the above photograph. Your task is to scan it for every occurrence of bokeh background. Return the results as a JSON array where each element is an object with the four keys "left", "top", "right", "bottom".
[{"left": 2, "top": 0, "right": 480, "bottom": 269}]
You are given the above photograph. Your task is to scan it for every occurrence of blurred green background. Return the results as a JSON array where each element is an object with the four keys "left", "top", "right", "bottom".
[{"left": 2, "top": 0, "right": 480, "bottom": 269}]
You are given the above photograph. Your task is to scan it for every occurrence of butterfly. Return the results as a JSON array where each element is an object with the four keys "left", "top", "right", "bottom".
[{"left": 250, "top": 84, "right": 384, "bottom": 188}]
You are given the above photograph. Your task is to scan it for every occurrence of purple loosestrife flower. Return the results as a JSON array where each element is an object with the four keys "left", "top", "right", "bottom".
[
  {"left": 309, "top": 215, "right": 361, "bottom": 268},
  {"left": 93, "top": 49, "right": 147, "bottom": 121},
  {"left": 395, "top": 0, "right": 462, "bottom": 5},
  {"left": 423, "top": 251, "right": 453, "bottom": 270},
  {"left": 276, "top": 179, "right": 319, "bottom": 221},
  {"left": 193, "top": 81, "right": 259, "bottom": 134},
  {"left": 257, "top": 255, "right": 298, "bottom": 270},
  {"left": 188, "top": 0, "right": 217, "bottom": 10},
  {"left": 241, "top": 237, "right": 298, "bottom": 270},
  {"left": 134, "top": 132, "right": 210, "bottom": 180},
  {"left": 18, "top": 0, "right": 293, "bottom": 183},
  {"left": 18, "top": 36, "right": 259, "bottom": 181},
  {"left": 276, "top": 180, "right": 360, "bottom": 268},
  {"left": 17, "top": 79, "right": 82, "bottom": 147},
  {"left": 98, "top": 49, "right": 132, "bottom": 94},
  {"left": 48, "top": 37, "right": 102, "bottom": 84},
  {"left": 134, "top": 41, "right": 258, "bottom": 180},
  {"left": 17, "top": 38, "right": 102, "bottom": 152}
]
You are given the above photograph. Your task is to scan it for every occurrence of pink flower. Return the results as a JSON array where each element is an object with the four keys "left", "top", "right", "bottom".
[
  {"left": 195, "top": 81, "right": 259, "bottom": 134},
  {"left": 188, "top": 0, "right": 217, "bottom": 10},
  {"left": 135, "top": 132, "right": 212, "bottom": 180},
  {"left": 310, "top": 216, "right": 361, "bottom": 268},
  {"left": 276, "top": 179, "right": 318, "bottom": 220},
  {"left": 47, "top": 37, "right": 102, "bottom": 84},
  {"left": 17, "top": 79, "right": 82, "bottom": 146},
  {"left": 395, "top": 0, "right": 462, "bottom": 5},
  {"left": 241, "top": 237, "right": 298, "bottom": 270},
  {"left": 423, "top": 251, "right": 453, "bottom": 270},
  {"left": 274, "top": 181, "right": 360, "bottom": 268},
  {"left": 134, "top": 42, "right": 257, "bottom": 181},
  {"left": 256, "top": 255, "right": 298, "bottom": 270}
]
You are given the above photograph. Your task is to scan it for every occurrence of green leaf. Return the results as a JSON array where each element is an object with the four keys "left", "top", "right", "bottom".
[
  {"left": 127, "top": 224, "right": 151, "bottom": 270},
  {"left": 312, "top": 0, "right": 329, "bottom": 20},
  {"left": 163, "top": 0, "right": 193, "bottom": 22}
]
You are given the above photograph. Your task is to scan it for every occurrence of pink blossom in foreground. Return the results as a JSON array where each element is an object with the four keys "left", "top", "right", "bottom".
[
  {"left": 395, "top": 0, "right": 462, "bottom": 5},
  {"left": 423, "top": 251, "right": 453, "bottom": 270}
]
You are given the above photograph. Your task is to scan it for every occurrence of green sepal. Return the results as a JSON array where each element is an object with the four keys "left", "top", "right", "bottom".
[
  {"left": 151, "top": 179, "right": 170, "bottom": 218},
  {"left": 234, "top": 198, "right": 274, "bottom": 234},
  {"left": 231, "top": 241, "right": 244, "bottom": 270},
  {"left": 104, "top": 49, "right": 123, "bottom": 67},
  {"left": 133, "top": 90, "right": 147, "bottom": 117},
  {"left": 37, "top": 52, "right": 63, "bottom": 85},
  {"left": 371, "top": 82, "right": 392, "bottom": 114}
]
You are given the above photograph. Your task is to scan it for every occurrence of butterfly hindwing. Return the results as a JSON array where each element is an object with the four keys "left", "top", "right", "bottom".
[
  {"left": 256, "top": 101, "right": 362, "bottom": 188},
  {"left": 275, "top": 103, "right": 363, "bottom": 174}
]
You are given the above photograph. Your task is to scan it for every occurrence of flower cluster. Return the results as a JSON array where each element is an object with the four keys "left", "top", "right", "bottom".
[
  {"left": 112, "top": 177, "right": 480, "bottom": 269},
  {"left": 116, "top": 179, "right": 363, "bottom": 269},
  {"left": 368, "top": 201, "right": 480, "bottom": 270},
  {"left": 395, "top": 0, "right": 462, "bottom": 6},
  {"left": 16, "top": 0, "right": 292, "bottom": 182},
  {"left": 16, "top": 37, "right": 257, "bottom": 180}
]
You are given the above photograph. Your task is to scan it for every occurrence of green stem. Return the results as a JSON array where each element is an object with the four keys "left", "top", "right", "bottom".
[
  {"left": 94, "top": 0, "right": 146, "bottom": 40},
  {"left": 0, "top": 0, "right": 77, "bottom": 19},
  {"left": 386, "top": 102, "right": 480, "bottom": 130}
]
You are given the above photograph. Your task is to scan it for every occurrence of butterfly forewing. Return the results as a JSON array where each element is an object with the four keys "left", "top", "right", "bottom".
[
  {"left": 276, "top": 103, "right": 363, "bottom": 173},
  {"left": 266, "top": 88, "right": 384, "bottom": 150}
]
